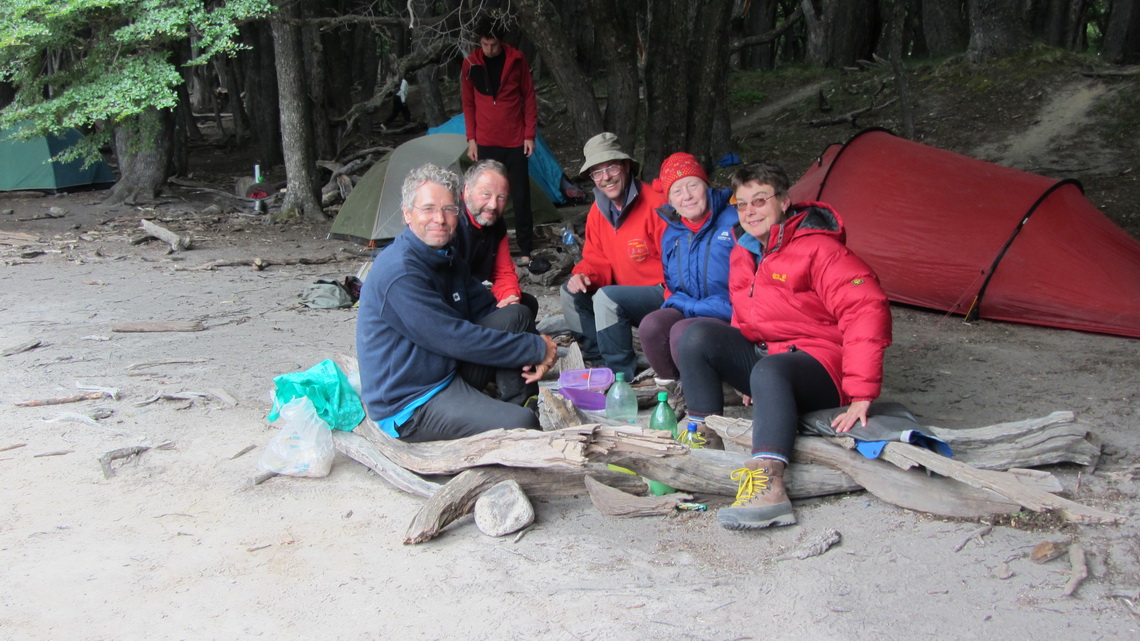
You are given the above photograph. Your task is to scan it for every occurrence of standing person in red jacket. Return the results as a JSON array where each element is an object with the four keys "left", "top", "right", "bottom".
[
  {"left": 676, "top": 162, "right": 892, "bottom": 531},
  {"left": 561, "top": 132, "right": 668, "bottom": 381},
  {"left": 461, "top": 18, "right": 538, "bottom": 264}
]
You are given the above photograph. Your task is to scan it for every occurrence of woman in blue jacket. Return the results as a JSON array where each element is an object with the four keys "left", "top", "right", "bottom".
[{"left": 640, "top": 152, "right": 737, "bottom": 397}]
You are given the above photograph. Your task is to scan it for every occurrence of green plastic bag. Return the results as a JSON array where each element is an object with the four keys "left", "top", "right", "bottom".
[{"left": 267, "top": 359, "right": 365, "bottom": 431}]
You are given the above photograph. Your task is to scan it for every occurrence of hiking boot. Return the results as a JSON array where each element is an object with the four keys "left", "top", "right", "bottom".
[
  {"left": 699, "top": 424, "right": 725, "bottom": 451},
  {"left": 717, "top": 460, "right": 796, "bottom": 530}
]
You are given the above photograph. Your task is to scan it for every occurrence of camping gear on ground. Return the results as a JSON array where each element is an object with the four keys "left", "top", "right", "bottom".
[
  {"left": 790, "top": 128, "right": 1140, "bottom": 338},
  {"left": 330, "top": 133, "right": 559, "bottom": 244},
  {"left": 0, "top": 124, "right": 116, "bottom": 192},
  {"left": 259, "top": 396, "right": 335, "bottom": 478},
  {"left": 428, "top": 113, "right": 565, "bottom": 204},
  {"left": 300, "top": 279, "right": 355, "bottom": 309},
  {"left": 799, "top": 401, "right": 952, "bottom": 460},
  {"left": 556, "top": 367, "right": 613, "bottom": 411},
  {"left": 267, "top": 359, "right": 364, "bottom": 431}
]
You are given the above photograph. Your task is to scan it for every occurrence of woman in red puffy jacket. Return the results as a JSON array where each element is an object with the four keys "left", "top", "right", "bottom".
[{"left": 676, "top": 162, "right": 892, "bottom": 531}]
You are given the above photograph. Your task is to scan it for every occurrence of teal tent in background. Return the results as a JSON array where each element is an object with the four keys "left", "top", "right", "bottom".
[
  {"left": 0, "top": 125, "right": 116, "bottom": 192},
  {"left": 427, "top": 113, "right": 565, "bottom": 204}
]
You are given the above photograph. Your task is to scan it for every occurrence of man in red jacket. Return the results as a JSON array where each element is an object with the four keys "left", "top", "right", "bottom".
[
  {"left": 560, "top": 133, "right": 668, "bottom": 381},
  {"left": 455, "top": 159, "right": 539, "bottom": 322},
  {"left": 461, "top": 18, "right": 538, "bottom": 264}
]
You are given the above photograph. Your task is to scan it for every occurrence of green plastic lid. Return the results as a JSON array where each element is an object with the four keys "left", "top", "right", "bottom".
[
  {"left": 614, "top": 372, "right": 625, "bottom": 382},
  {"left": 658, "top": 392, "right": 669, "bottom": 402}
]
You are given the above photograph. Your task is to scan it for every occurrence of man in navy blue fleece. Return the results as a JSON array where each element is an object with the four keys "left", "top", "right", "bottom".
[{"left": 356, "top": 163, "right": 558, "bottom": 442}]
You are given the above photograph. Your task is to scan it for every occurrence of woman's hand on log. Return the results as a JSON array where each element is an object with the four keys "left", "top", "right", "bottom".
[{"left": 831, "top": 400, "right": 871, "bottom": 434}]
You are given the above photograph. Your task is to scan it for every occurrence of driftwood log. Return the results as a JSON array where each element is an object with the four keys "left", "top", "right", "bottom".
[
  {"left": 331, "top": 355, "right": 1121, "bottom": 544},
  {"left": 139, "top": 219, "right": 192, "bottom": 251},
  {"left": 111, "top": 321, "right": 204, "bottom": 333},
  {"left": 705, "top": 414, "right": 1122, "bottom": 524}
]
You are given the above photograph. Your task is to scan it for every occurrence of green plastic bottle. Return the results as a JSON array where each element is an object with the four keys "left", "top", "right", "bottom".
[{"left": 647, "top": 391, "right": 677, "bottom": 496}]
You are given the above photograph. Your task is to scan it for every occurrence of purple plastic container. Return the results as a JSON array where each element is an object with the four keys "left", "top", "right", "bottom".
[{"left": 557, "top": 368, "right": 614, "bottom": 412}]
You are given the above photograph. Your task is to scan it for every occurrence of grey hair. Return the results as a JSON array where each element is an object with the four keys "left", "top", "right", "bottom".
[
  {"left": 463, "top": 159, "right": 509, "bottom": 189},
  {"left": 401, "top": 163, "right": 461, "bottom": 211}
]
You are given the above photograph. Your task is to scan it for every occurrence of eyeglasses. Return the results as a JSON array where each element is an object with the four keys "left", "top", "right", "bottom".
[
  {"left": 736, "top": 193, "right": 779, "bottom": 212},
  {"left": 589, "top": 163, "right": 624, "bottom": 182},
  {"left": 413, "top": 204, "right": 460, "bottom": 217}
]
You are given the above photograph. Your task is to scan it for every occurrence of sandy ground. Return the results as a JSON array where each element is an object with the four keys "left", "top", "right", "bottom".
[{"left": 0, "top": 189, "right": 1137, "bottom": 641}]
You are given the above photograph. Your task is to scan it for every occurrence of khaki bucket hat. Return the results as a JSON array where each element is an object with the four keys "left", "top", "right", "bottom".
[{"left": 579, "top": 132, "right": 640, "bottom": 178}]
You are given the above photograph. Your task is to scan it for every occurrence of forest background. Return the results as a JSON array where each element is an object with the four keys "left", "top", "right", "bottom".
[{"left": 1, "top": 0, "right": 1138, "bottom": 229}]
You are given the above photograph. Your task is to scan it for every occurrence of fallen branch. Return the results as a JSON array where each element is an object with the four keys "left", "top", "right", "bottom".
[
  {"left": 332, "top": 430, "right": 442, "bottom": 498},
  {"left": 774, "top": 529, "right": 842, "bottom": 561},
  {"left": 1063, "top": 544, "right": 1089, "bottom": 597},
  {"left": 99, "top": 445, "right": 151, "bottom": 479},
  {"left": 15, "top": 391, "right": 107, "bottom": 407},
  {"left": 140, "top": 219, "right": 192, "bottom": 251},
  {"left": 34, "top": 450, "right": 73, "bottom": 458},
  {"left": 127, "top": 358, "right": 208, "bottom": 371},
  {"left": 176, "top": 253, "right": 346, "bottom": 271},
  {"left": 954, "top": 525, "right": 993, "bottom": 552},
  {"left": 402, "top": 465, "right": 648, "bottom": 544},
  {"left": 583, "top": 474, "right": 692, "bottom": 517},
  {"left": 230, "top": 445, "right": 256, "bottom": 460},
  {"left": 112, "top": 321, "right": 204, "bottom": 333},
  {"left": 1, "top": 443, "right": 27, "bottom": 452},
  {"left": 2, "top": 339, "right": 42, "bottom": 356},
  {"left": 808, "top": 97, "right": 898, "bottom": 128}
]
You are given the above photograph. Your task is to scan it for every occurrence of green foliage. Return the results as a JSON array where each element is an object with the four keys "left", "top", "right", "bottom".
[{"left": 0, "top": 0, "right": 273, "bottom": 157}]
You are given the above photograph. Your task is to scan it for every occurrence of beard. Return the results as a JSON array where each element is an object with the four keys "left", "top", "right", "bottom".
[{"left": 475, "top": 207, "right": 500, "bottom": 227}]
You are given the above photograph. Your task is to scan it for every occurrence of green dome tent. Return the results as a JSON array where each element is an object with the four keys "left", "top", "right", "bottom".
[
  {"left": 330, "top": 133, "right": 558, "bottom": 244},
  {"left": 0, "top": 125, "right": 116, "bottom": 192}
]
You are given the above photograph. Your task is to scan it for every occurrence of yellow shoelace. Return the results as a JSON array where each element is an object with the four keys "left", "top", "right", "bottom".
[{"left": 729, "top": 467, "right": 771, "bottom": 506}]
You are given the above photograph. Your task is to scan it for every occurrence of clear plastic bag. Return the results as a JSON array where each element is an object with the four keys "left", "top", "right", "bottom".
[{"left": 259, "top": 397, "right": 335, "bottom": 478}]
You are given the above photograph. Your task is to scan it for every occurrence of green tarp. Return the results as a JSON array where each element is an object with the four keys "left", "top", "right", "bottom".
[
  {"left": 0, "top": 126, "right": 116, "bottom": 192},
  {"left": 330, "top": 133, "right": 558, "bottom": 243}
]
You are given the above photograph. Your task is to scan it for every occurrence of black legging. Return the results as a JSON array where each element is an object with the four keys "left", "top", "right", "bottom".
[{"left": 677, "top": 320, "right": 840, "bottom": 461}]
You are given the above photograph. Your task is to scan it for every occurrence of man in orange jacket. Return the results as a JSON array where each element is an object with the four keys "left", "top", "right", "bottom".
[{"left": 560, "top": 133, "right": 668, "bottom": 381}]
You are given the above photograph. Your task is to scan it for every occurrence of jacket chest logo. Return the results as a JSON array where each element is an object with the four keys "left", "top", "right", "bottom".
[
  {"left": 772, "top": 273, "right": 788, "bottom": 282},
  {"left": 453, "top": 292, "right": 462, "bottom": 302},
  {"left": 627, "top": 238, "right": 651, "bottom": 263}
]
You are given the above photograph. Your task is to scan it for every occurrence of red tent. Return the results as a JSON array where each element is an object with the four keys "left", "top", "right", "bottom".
[{"left": 789, "top": 129, "right": 1140, "bottom": 339}]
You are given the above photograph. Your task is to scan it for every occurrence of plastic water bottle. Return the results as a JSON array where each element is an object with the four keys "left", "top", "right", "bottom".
[
  {"left": 604, "top": 372, "right": 638, "bottom": 424},
  {"left": 647, "top": 391, "right": 678, "bottom": 496},
  {"left": 649, "top": 392, "right": 678, "bottom": 436},
  {"left": 677, "top": 421, "right": 707, "bottom": 449}
]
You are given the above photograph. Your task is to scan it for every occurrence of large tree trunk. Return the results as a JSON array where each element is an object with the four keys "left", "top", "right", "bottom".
[
  {"left": 583, "top": 0, "right": 640, "bottom": 149},
  {"left": 1031, "top": 0, "right": 1090, "bottom": 50},
  {"left": 301, "top": 1, "right": 336, "bottom": 161},
  {"left": 1102, "top": 0, "right": 1140, "bottom": 64},
  {"left": 965, "top": 0, "right": 1030, "bottom": 63},
  {"left": 271, "top": 1, "right": 324, "bottom": 221},
  {"left": 213, "top": 55, "right": 248, "bottom": 144},
  {"left": 801, "top": 0, "right": 880, "bottom": 67},
  {"left": 922, "top": 0, "right": 969, "bottom": 56},
  {"left": 515, "top": 0, "right": 604, "bottom": 144},
  {"left": 410, "top": 0, "right": 447, "bottom": 127},
  {"left": 241, "top": 22, "right": 282, "bottom": 167},
  {"left": 742, "top": 0, "right": 780, "bottom": 70},
  {"left": 643, "top": 0, "right": 734, "bottom": 179},
  {"left": 106, "top": 107, "right": 175, "bottom": 205}
]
